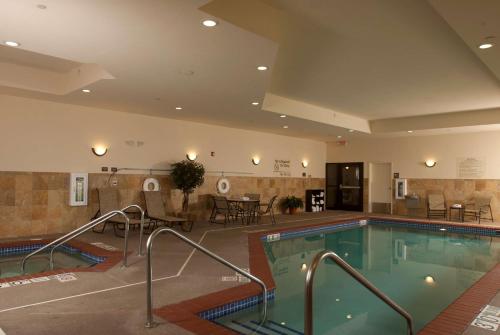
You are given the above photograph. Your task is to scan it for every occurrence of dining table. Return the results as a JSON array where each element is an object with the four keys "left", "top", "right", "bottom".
[{"left": 227, "top": 198, "right": 260, "bottom": 224}]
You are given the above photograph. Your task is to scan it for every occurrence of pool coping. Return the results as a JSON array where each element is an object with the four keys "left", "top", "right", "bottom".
[
  {"left": 155, "top": 216, "right": 499, "bottom": 335},
  {"left": 0, "top": 238, "right": 124, "bottom": 284}
]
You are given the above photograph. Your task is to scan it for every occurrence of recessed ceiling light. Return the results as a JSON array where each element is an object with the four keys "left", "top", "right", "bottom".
[
  {"left": 175, "top": 106, "right": 183, "bottom": 110},
  {"left": 82, "top": 89, "right": 91, "bottom": 93},
  {"left": 257, "top": 66, "right": 268, "bottom": 71},
  {"left": 478, "top": 43, "right": 494, "bottom": 49},
  {"left": 202, "top": 19, "right": 218, "bottom": 27},
  {"left": 283, "top": 125, "right": 288, "bottom": 129},
  {"left": 4, "top": 41, "right": 20, "bottom": 47},
  {"left": 251, "top": 102, "right": 259, "bottom": 106},
  {"left": 280, "top": 115, "right": 287, "bottom": 118},
  {"left": 337, "top": 135, "right": 342, "bottom": 138},
  {"left": 348, "top": 129, "right": 354, "bottom": 133},
  {"left": 407, "top": 130, "right": 413, "bottom": 133}
]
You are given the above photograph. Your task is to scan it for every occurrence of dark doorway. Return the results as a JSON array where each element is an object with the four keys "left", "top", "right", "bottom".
[{"left": 326, "top": 162, "right": 364, "bottom": 211}]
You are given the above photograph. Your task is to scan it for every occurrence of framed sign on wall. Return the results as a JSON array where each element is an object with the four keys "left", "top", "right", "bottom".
[
  {"left": 69, "top": 173, "right": 88, "bottom": 206},
  {"left": 394, "top": 178, "right": 407, "bottom": 200}
]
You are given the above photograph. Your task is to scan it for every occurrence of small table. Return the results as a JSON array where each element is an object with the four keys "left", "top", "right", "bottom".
[
  {"left": 449, "top": 205, "right": 465, "bottom": 222},
  {"left": 227, "top": 198, "right": 260, "bottom": 224}
]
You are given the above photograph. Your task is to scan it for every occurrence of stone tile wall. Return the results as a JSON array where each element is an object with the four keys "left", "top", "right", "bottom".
[
  {"left": 392, "top": 179, "right": 500, "bottom": 220},
  {"left": 0, "top": 171, "right": 325, "bottom": 238}
]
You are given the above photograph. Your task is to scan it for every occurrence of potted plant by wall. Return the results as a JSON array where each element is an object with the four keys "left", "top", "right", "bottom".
[
  {"left": 170, "top": 160, "right": 205, "bottom": 212},
  {"left": 279, "top": 195, "right": 304, "bottom": 215}
]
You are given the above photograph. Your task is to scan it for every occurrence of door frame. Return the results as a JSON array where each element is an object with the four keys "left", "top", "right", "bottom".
[
  {"left": 325, "top": 162, "right": 364, "bottom": 212},
  {"left": 368, "top": 162, "right": 393, "bottom": 214}
]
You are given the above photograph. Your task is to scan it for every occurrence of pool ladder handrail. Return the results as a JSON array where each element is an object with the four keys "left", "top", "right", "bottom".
[
  {"left": 305, "top": 250, "right": 415, "bottom": 335},
  {"left": 20, "top": 205, "right": 146, "bottom": 274},
  {"left": 48, "top": 205, "right": 146, "bottom": 269},
  {"left": 144, "top": 227, "right": 268, "bottom": 328}
]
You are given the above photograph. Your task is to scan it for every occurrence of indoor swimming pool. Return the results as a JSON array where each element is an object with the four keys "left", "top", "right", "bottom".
[{"left": 215, "top": 221, "right": 500, "bottom": 334}]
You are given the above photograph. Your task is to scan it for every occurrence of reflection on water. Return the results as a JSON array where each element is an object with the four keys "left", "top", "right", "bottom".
[{"left": 259, "top": 225, "right": 499, "bottom": 334}]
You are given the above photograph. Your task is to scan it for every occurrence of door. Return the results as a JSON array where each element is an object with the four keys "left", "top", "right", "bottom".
[
  {"left": 369, "top": 162, "right": 392, "bottom": 214},
  {"left": 326, "top": 162, "right": 364, "bottom": 211}
]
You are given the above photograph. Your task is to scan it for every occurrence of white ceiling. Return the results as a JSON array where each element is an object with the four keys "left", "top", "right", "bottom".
[{"left": 0, "top": 0, "right": 500, "bottom": 141}]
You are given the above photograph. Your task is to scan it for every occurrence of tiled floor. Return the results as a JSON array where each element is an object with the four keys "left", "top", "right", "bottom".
[{"left": 0, "top": 211, "right": 498, "bottom": 335}]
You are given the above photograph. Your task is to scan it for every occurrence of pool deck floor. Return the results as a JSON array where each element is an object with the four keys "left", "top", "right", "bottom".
[{"left": 0, "top": 211, "right": 498, "bottom": 335}]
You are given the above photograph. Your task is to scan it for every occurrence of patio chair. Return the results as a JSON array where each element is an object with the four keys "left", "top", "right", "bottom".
[
  {"left": 143, "top": 191, "right": 193, "bottom": 232},
  {"left": 241, "top": 193, "right": 261, "bottom": 224},
  {"left": 93, "top": 188, "right": 149, "bottom": 237},
  {"left": 258, "top": 195, "right": 278, "bottom": 225},
  {"left": 209, "top": 195, "right": 240, "bottom": 227},
  {"left": 463, "top": 194, "right": 494, "bottom": 224},
  {"left": 427, "top": 194, "right": 446, "bottom": 220}
]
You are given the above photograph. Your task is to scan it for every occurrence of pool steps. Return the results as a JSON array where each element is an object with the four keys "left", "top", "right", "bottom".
[{"left": 219, "top": 319, "right": 304, "bottom": 335}]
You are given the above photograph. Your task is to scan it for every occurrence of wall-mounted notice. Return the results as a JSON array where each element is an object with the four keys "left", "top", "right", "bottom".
[
  {"left": 273, "top": 159, "right": 291, "bottom": 177},
  {"left": 457, "top": 157, "right": 486, "bottom": 179},
  {"left": 69, "top": 173, "right": 88, "bottom": 206}
]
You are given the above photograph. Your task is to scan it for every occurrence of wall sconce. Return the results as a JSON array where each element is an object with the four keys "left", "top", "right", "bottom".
[
  {"left": 425, "top": 159, "right": 436, "bottom": 168},
  {"left": 91, "top": 145, "right": 108, "bottom": 157},
  {"left": 252, "top": 156, "right": 261, "bottom": 165},
  {"left": 302, "top": 160, "right": 309, "bottom": 168},
  {"left": 186, "top": 152, "right": 198, "bottom": 161}
]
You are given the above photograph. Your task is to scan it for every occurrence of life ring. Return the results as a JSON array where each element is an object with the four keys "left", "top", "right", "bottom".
[
  {"left": 143, "top": 178, "right": 160, "bottom": 191},
  {"left": 216, "top": 178, "right": 231, "bottom": 194}
]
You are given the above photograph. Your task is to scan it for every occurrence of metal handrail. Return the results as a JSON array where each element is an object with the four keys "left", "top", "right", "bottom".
[
  {"left": 144, "top": 227, "right": 268, "bottom": 328},
  {"left": 21, "top": 210, "right": 124, "bottom": 273},
  {"left": 115, "top": 204, "right": 146, "bottom": 257},
  {"left": 20, "top": 204, "right": 143, "bottom": 273},
  {"left": 48, "top": 204, "right": 145, "bottom": 269},
  {"left": 305, "top": 250, "right": 414, "bottom": 335}
]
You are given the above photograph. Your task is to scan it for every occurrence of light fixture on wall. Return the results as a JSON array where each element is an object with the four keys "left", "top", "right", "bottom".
[
  {"left": 252, "top": 156, "right": 261, "bottom": 165},
  {"left": 424, "top": 275, "right": 435, "bottom": 284},
  {"left": 424, "top": 159, "right": 436, "bottom": 168},
  {"left": 186, "top": 152, "right": 198, "bottom": 161},
  {"left": 302, "top": 160, "right": 309, "bottom": 168},
  {"left": 91, "top": 145, "right": 108, "bottom": 157}
]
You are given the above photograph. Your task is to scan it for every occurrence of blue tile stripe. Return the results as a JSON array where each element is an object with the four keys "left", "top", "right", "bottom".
[
  {"left": 0, "top": 243, "right": 105, "bottom": 263},
  {"left": 198, "top": 289, "right": 275, "bottom": 321},
  {"left": 261, "top": 219, "right": 499, "bottom": 242},
  {"left": 369, "top": 219, "right": 499, "bottom": 236}
]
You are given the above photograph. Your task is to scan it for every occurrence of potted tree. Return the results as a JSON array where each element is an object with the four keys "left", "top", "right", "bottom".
[
  {"left": 170, "top": 160, "right": 205, "bottom": 212},
  {"left": 279, "top": 195, "right": 304, "bottom": 215}
]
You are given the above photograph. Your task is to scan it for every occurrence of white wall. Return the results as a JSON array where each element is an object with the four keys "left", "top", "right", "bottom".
[
  {"left": 327, "top": 132, "right": 500, "bottom": 179},
  {"left": 0, "top": 94, "right": 326, "bottom": 177}
]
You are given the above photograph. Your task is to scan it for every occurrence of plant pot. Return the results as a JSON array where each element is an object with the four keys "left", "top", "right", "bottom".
[{"left": 289, "top": 207, "right": 298, "bottom": 215}]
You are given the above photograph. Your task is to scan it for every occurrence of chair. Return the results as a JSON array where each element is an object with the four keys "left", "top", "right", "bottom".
[
  {"left": 241, "top": 193, "right": 261, "bottom": 224},
  {"left": 427, "top": 194, "right": 446, "bottom": 220},
  {"left": 143, "top": 191, "right": 193, "bottom": 232},
  {"left": 93, "top": 188, "right": 149, "bottom": 236},
  {"left": 464, "top": 194, "right": 494, "bottom": 224},
  {"left": 209, "top": 195, "right": 240, "bottom": 227},
  {"left": 258, "top": 195, "right": 278, "bottom": 225}
]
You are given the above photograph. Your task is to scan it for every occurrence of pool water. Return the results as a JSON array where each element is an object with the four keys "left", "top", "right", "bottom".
[
  {"left": 0, "top": 250, "right": 99, "bottom": 279},
  {"left": 216, "top": 224, "right": 500, "bottom": 334}
]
